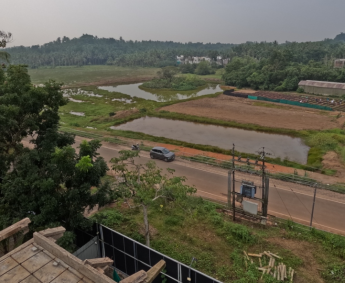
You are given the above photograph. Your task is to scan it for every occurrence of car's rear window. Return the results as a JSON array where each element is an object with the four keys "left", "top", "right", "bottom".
[{"left": 162, "top": 149, "right": 170, "bottom": 154}]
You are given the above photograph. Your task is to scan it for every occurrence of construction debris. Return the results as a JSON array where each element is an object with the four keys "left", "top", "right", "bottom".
[{"left": 244, "top": 250, "right": 295, "bottom": 282}]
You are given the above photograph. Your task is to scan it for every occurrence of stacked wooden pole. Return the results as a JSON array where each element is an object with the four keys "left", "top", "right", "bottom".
[{"left": 244, "top": 250, "right": 295, "bottom": 282}]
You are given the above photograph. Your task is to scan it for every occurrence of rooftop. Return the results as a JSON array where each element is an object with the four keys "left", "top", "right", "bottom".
[
  {"left": 0, "top": 219, "right": 165, "bottom": 283},
  {"left": 299, "top": 80, "right": 345, "bottom": 89},
  {"left": 0, "top": 229, "right": 115, "bottom": 283}
]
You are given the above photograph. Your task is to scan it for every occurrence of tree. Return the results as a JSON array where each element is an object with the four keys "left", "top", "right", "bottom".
[
  {"left": 194, "top": 61, "right": 214, "bottom": 75},
  {"left": 111, "top": 150, "right": 196, "bottom": 246},
  {"left": 157, "top": 66, "right": 179, "bottom": 83},
  {"left": 0, "top": 65, "right": 116, "bottom": 240},
  {"left": 0, "top": 31, "right": 12, "bottom": 62}
]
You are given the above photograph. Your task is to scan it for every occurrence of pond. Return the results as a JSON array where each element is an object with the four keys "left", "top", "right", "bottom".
[
  {"left": 98, "top": 83, "right": 222, "bottom": 102},
  {"left": 110, "top": 117, "right": 310, "bottom": 164}
]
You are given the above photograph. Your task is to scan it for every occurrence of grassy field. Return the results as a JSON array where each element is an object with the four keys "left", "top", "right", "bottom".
[
  {"left": 179, "top": 68, "right": 225, "bottom": 82},
  {"left": 92, "top": 196, "right": 345, "bottom": 283},
  {"left": 29, "top": 65, "right": 159, "bottom": 86}
]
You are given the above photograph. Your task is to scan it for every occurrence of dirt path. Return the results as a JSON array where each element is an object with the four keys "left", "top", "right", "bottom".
[{"left": 161, "top": 95, "right": 340, "bottom": 130}]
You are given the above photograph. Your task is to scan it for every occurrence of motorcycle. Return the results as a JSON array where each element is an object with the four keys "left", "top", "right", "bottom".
[{"left": 131, "top": 144, "right": 140, "bottom": 151}]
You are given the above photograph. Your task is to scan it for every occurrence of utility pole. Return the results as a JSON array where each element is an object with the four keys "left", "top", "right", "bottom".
[
  {"left": 232, "top": 143, "right": 235, "bottom": 169},
  {"left": 258, "top": 147, "right": 269, "bottom": 217},
  {"left": 310, "top": 183, "right": 317, "bottom": 228},
  {"left": 232, "top": 144, "right": 236, "bottom": 221}
]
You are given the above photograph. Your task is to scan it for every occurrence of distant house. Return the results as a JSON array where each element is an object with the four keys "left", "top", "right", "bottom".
[
  {"left": 298, "top": 80, "right": 345, "bottom": 96},
  {"left": 334, "top": 59, "right": 345, "bottom": 68},
  {"left": 177, "top": 55, "right": 229, "bottom": 66}
]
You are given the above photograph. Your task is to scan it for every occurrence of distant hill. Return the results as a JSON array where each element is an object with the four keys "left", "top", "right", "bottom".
[{"left": 4, "top": 33, "right": 345, "bottom": 68}]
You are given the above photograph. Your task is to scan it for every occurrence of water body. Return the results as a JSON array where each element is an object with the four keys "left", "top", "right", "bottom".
[
  {"left": 99, "top": 83, "right": 222, "bottom": 102},
  {"left": 110, "top": 117, "right": 309, "bottom": 164}
]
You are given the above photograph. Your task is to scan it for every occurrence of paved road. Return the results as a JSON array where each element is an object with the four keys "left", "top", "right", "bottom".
[
  {"left": 23, "top": 136, "right": 345, "bottom": 235},
  {"left": 73, "top": 137, "right": 345, "bottom": 235}
]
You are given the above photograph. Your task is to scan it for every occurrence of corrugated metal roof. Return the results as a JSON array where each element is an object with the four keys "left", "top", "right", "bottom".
[{"left": 298, "top": 80, "right": 345, "bottom": 89}]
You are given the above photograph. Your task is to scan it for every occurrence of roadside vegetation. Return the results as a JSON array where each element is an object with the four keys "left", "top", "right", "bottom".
[{"left": 92, "top": 194, "right": 345, "bottom": 283}]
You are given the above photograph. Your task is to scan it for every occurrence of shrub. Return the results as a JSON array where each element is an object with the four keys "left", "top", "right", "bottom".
[
  {"left": 296, "top": 87, "right": 305, "bottom": 93},
  {"left": 139, "top": 108, "right": 147, "bottom": 113},
  {"left": 109, "top": 112, "right": 116, "bottom": 117},
  {"left": 91, "top": 210, "right": 127, "bottom": 227},
  {"left": 223, "top": 222, "right": 256, "bottom": 244},
  {"left": 70, "top": 122, "right": 80, "bottom": 127},
  {"left": 56, "top": 231, "right": 76, "bottom": 253}
]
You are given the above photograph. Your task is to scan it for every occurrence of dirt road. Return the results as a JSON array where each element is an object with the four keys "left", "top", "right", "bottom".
[{"left": 161, "top": 95, "right": 339, "bottom": 130}]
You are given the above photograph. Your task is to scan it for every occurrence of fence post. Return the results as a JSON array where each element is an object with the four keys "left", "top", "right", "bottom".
[
  {"left": 228, "top": 171, "right": 232, "bottom": 209},
  {"left": 310, "top": 184, "right": 317, "bottom": 229},
  {"left": 99, "top": 225, "right": 105, "bottom": 258}
]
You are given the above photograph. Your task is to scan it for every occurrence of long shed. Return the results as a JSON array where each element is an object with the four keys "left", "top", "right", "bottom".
[{"left": 298, "top": 80, "right": 345, "bottom": 96}]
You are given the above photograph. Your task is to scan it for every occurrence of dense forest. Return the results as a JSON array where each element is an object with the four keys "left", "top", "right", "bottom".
[
  {"left": 222, "top": 41, "right": 345, "bottom": 91},
  {"left": 4, "top": 33, "right": 345, "bottom": 70},
  {"left": 4, "top": 34, "right": 234, "bottom": 68}
]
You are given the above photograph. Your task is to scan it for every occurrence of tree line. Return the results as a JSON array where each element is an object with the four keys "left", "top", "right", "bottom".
[
  {"left": 4, "top": 33, "right": 345, "bottom": 70},
  {"left": 4, "top": 34, "right": 234, "bottom": 68}
]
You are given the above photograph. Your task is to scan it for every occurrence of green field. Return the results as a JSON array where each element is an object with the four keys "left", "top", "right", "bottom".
[
  {"left": 29, "top": 65, "right": 159, "bottom": 86},
  {"left": 179, "top": 68, "right": 225, "bottom": 81},
  {"left": 92, "top": 197, "right": 345, "bottom": 283}
]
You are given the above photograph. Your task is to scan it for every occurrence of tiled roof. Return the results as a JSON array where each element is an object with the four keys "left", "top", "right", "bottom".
[{"left": 0, "top": 231, "right": 114, "bottom": 283}]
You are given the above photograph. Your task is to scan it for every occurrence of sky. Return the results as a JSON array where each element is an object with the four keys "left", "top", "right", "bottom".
[{"left": 2, "top": 0, "right": 345, "bottom": 47}]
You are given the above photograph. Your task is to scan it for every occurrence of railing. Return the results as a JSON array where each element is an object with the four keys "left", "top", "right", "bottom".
[{"left": 74, "top": 222, "right": 223, "bottom": 283}]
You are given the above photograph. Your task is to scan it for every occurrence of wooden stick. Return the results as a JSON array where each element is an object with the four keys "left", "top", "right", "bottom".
[
  {"left": 248, "top": 253, "right": 262, "bottom": 257},
  {"left": 259, "top": 258, "right": 262, "bottom": 267},
  {"left": 273, "top": 266, "right": 276, "bottom": 279},
  {"left": 269, "top": 252, "right": 282, "bottom": 259},
  {"left": 271, "top": 258, "right": 275, "bottom": 268},
  {"left": 263, "top": 251, "right": 272, "bottom": 258},
  {"left": 243, "top": 251, "right": 250, "bottom": 261},
  {"left": 284, "top": 264, "right": 287, "bottom": 279},
  {"left": 290, "top": 269, "right": 294, "bottom": 282}
]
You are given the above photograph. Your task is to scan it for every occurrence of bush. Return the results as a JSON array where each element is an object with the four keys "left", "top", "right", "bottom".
[
  {"left": 194, "top": 61, "right": 214, "bottom": 75},
  {"left": 70, "top": 122, "right": 80, "bottom": 127},
  {"left": 91, "top": 210, "right": 127, "bottom": 227},
  {"left": 223, "top": 222, "right": 256, "bottom": 244},
  {"left": 56, "top": 231, "right": 76, "bottom": 253},
  {"left": 139, "top": 108, "right": 147, "bottom": 113},
  {"left": 296, "top": 87, "right": 305, "bottom": 93},
  {"left": 109, "top": 112, "right": 116, "bottom": 117}
]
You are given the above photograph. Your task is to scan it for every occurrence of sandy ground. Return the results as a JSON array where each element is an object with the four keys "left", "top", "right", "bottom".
[{"left": 161, "top": 95, "right": 340, "bottom": 131}]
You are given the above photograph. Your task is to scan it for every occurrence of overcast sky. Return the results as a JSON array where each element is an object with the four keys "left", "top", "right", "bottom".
[{"left": 2, "top": 0, "right": 345, "bottom": 47}]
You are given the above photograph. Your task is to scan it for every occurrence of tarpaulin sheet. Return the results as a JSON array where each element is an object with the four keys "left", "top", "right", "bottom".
[
  {"left": 280, "top": 99, "right": 333, "bottom": 111},
  {"left": 257, "top": 96, "right": 280, "bottom": 103},
  {"left": 248, "top": 95, "right": 258, "bottom": 100}
]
